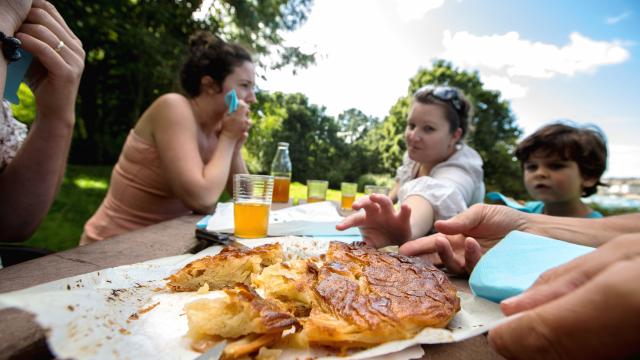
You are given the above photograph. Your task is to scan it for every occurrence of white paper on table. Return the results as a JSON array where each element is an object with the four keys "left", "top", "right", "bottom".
[
  {"left": 0, "top": 237, "right": 506, "bottom": 360},
  {"left": 207, "top": 201, "right": 361, "bottom": 236}
]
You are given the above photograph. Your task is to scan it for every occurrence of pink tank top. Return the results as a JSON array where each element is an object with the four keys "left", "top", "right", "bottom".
[{"left": 82, "top": 130, "right": 191, "bottom": 244}]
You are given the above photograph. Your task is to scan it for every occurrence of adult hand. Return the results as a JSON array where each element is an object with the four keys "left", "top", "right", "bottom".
[
  {"left": 220, "top": 99, "right": 251, "bottom": 142},
  {"left": 335, "top": 194, "right": 412, "bottom": 248},
  {"left": 488, "top": 234, "right": 640, "bottom": 359},
  {"left": 399, "top": 204, "right": 530, "bottom": 274},
  {"left": 0, "top": 0, "right": 32, "bottom": 34},
  {"left": 16, "top": 0, "right": 85, "bottom": 120}
]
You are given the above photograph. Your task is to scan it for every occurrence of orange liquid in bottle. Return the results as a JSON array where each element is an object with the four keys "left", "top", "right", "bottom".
[
  {"left": 341, "top": 195, "right": 355, "bottom": 209},
  {"left": 272, "top": 177, "right": 290, "bottom": 203},
  {"left": 234, "top": 203, "right": 270, "bottom": 238}
]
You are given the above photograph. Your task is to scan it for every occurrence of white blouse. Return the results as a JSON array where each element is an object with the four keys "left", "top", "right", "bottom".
[
  {"left": 395, "top": 144, "right": 485, "bottom": 221},
  {"left": 0, "top": 100, "right": 28, "bottom": 171}
]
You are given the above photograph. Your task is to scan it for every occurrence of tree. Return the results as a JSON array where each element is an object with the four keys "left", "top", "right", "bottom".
[
  {"left": 53, "top": 0, "right": 315, "bottom": 164},
  {"left": 246, "top": 91, "right": 351, "bottom": 187},
  {"left": 378, "top": 60, "right": 526, "bottom": 198}
]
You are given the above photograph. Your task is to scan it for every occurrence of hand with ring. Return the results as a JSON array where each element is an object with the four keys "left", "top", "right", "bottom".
[{"left": 14, "top": 0, "right": 85, "bottom": 120}]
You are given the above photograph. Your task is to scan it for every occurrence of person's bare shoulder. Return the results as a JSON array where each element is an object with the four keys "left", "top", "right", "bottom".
[
  {"left": 151, "top": 93, "right": 191, "bottom": 116},
  {"left": 137, "top": 93, "right": 194, "bottom": 138}
]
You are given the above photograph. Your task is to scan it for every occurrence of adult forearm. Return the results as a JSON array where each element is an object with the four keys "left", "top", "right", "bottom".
[
  {"left": 190, "top": 136, "right": 237, "bottom": 211},
  {"left": 404, "top": 195, "right": 435, "bottom": 240},
  {"left": 0, "top": 114, "right": 74, "bottom": 241},
  {"left": 226, "top": 150, "right": 248, "bottom": 193},
  {"left": 525, "top": 212, "right": 640, "bottom": 247}
]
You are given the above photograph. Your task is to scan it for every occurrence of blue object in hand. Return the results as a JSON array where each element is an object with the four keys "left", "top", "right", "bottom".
[
  {"left": 469, "top": 230, "right": 594, "bottom": 303},
  {"left": 4, "top": 51, "right": 32, "bottom": 104},
  {"left": 224, "top": 89, "right": 238, "bottom": 113}
]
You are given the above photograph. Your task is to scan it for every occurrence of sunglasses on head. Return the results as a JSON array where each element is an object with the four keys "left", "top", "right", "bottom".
[{"left": 415, "top": 85, "right": 463, "bottom": 113}]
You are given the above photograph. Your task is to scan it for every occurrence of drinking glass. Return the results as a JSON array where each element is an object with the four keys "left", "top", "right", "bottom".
[
  {"left": 364, "top": 185, "right": 390, "bottom": 196},
  {"left": 233, "top": 174, "right": 274, "bottom": 238},
  {"left": 306, "top": 180, "right": 329, "bottom": 203},
  {"left": 340, "top": 182, "right": 358, "bottom": 209}
]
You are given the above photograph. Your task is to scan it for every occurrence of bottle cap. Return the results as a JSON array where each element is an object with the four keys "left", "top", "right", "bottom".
[{"left": 277, "top": 142, "right": 289, "bottom": 147}]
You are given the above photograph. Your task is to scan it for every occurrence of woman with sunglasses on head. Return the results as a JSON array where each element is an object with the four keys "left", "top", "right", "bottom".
[{"left": 337, "top": 85, "right": 484, "bottom": 250}]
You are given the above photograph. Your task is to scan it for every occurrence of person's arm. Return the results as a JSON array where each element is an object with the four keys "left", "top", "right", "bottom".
[
  {"left": 152, "top": 95, "right": 250, "bottom": 214},
  {"left": 401, "top": 204, "right": 640, "bottom": 274},
  {"left": 527, "top": 212, "right": 640, "bottom": 247},
  {"left": 225, "top": 133, "right": 249, "bottom": 194},
  {"left": 403, "top": 195, "right": 435, "bottom": 239},
  {"left": 388, "top": 181, "right": 400, "bottom": 203},
  {"left": 0, "top": 0, "right": 84, "bottom": 241},
  {"left": 488, "top": 234, "right": 640, "bottom": 359}
]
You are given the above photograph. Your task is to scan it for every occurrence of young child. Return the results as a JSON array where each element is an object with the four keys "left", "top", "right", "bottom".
[{"left": 487, "top": 122, "right": 607, "bottom": 218}]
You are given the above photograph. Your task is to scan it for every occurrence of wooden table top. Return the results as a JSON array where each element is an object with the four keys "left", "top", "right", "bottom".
[{"left": 0, "top": 204, "right": 503, "bottom": 360}]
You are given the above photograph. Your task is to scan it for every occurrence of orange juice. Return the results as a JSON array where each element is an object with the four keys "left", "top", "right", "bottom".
[
  {"left": 307, "top": 196, "right": 325, "bottom": 203},
  {"left": 272, "top": 176, "right": 290, "bottom": 203},
  {"left": 341, "top": 194, "right": 355, "bottom": 209},
  {"left": 234, "top": 202, "right": 270, "bottom": 238}
]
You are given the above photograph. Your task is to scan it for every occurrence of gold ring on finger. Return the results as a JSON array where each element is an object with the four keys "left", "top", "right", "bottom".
[{"left": 54, "top": 40, "right": 65, "bottom": 53}]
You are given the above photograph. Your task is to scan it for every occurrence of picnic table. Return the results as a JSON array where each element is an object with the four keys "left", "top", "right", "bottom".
[{"left": 0, "top": 202, "right": 504, "bottom": 360}]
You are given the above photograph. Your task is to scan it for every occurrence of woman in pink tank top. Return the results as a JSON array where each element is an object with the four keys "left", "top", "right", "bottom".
[{"left": 81, "top": 31, "right": 255, "bottom": 245}]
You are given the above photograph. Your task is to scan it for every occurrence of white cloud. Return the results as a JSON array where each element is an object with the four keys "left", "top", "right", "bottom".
[
  {"left": 607, "top": 145, "right": 640, "bottom": 178},
  {"left": 606, "top": 10, "right": 632, "bottom": 25},
  {"left": 441, "top": 30, "right": 630, "bottom": 78},
  {"left": 394, "top": 0, "right": 446, "bottom": 22},
  {"left": 481, "top": 74, "right": 528, "bottom": 99}
]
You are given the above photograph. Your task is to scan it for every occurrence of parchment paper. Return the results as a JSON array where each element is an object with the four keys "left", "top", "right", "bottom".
[{"left": 0, "top": 237, "right": 506, "bottom": 360}]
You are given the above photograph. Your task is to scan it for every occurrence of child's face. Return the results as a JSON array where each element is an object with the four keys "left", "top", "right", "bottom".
[{"left": 523, "top": 151, "right": 589, "bottom": 203}]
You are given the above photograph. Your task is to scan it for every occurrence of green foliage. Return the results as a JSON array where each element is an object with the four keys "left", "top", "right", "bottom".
[
  {"left": 10, "top": 83, "right": 36, "bottom": 125},
  {"left": 246, "top": 91, "right": 351, "bottom": 187},
  {"left": 378, "top": 60, "right": 527, "bottom": 198},
  {"left": 55, "top": 0, "right": 315, "bottom": 164}
]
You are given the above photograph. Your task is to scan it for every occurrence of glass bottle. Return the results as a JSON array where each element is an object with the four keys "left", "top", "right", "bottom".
[{"left": 270, "top": 142, "right": 292, "bottom": 203}]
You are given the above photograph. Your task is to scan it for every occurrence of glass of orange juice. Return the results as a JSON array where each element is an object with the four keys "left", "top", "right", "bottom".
[
  {"left": 306, "top": 180, "right": 328, "bottom": 203},
  {"left": 340, "top": 182, "right": 357, "bottom": 210},
  {"left": 233, "top": 174, "right": 274, "bottom": 238}
]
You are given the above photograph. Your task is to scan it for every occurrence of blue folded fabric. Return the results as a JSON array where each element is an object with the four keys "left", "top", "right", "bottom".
[
  {"left": 469, "top": 231, "right": 594, "bottom": 303},
  {"left": 224, "top": 89, "right": 238, "bottom": 113}
]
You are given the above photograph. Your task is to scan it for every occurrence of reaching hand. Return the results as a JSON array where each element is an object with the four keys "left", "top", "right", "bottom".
[
  {"left": 335, "top": 194, "right": 412, "bottom": 248},
  {"left": 399, "top": 204, "right": 530, "bottom": 274},
  {"left": 488, "top": 234, "right": 640, "bottom": 359},
  {"left": 16, "top": 0, "right": 85, "bottom": 120},
  {"left": 220, "top": 99, "right": 251, "bottom": 142}
]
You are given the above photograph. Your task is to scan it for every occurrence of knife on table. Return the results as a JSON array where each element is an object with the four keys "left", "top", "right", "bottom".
[
  {"left": 194, "top": 340, "right": 227, "bottom": 360},
  {"left": 195, "top": 228, "right": 248, "bottom": 249}
]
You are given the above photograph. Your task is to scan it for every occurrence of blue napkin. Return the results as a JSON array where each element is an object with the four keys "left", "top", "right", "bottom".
[
  {"left": 3, "top": 51, "right": 32, "bottom": 104},
  {"left": 196, "top": 215, "right": 209, "bottom": 229},
  {"left": 224, "top": 89, "right": 238, "bottom": 113},
  {"left": 469, "top": 231, "right": 594, "bottom": 303}
]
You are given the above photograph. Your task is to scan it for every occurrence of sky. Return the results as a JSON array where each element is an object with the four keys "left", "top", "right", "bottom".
[{"left": 248, "top": 0, "right": 640, "bottom": 178}]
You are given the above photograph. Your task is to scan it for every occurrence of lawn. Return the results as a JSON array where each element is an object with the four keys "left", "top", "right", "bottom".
[{"left": 20, "top": 166, "right": 357, "bottom": 252}]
